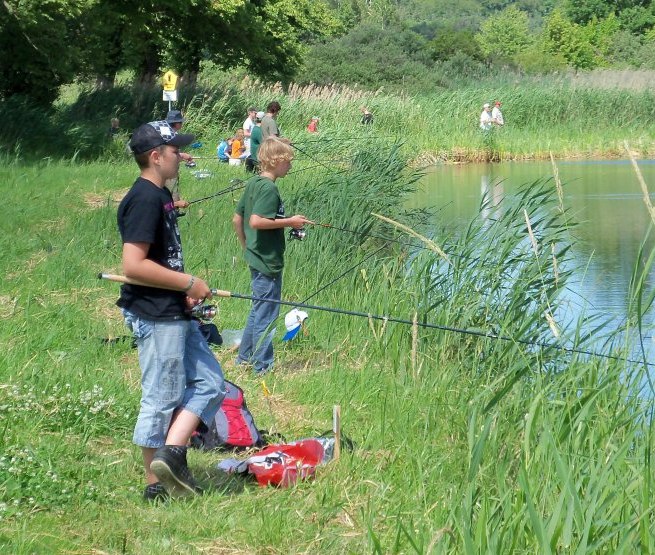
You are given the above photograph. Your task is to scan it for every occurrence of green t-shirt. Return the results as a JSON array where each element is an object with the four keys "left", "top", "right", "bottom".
[
  {"left": 250, "top": 125, "right": 263, "bottom": 162},
  {"left": 236, "top": 175, "right": 286, "bottom": 276}
]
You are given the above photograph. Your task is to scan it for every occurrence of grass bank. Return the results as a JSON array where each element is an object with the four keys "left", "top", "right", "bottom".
[
  {"left": 1, "top": 70, "right": 654, "bottom": 164},
  {"left": 1, "top": 145, "right": 654, "bottom": 552}
]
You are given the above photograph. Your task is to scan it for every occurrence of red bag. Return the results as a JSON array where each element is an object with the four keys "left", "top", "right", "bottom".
[{"left": 247, "top": 440, "right": 326, "bottom": 487}]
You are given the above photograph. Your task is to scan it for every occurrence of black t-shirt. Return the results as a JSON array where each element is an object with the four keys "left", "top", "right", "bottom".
[{"left": 116, "top": 177, "right": 188, "bottom": 320}]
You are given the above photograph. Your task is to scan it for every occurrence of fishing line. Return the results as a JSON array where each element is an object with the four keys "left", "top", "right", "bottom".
[
  {"left": 185, "top": 166, "right": 349, "bottom": 207},
  {"left": 298, "top": 244, "right": 388, "bottom": 305},
  {"left": 187, "top": 179, "right": 245, "bottom": 205},
  {"left": 312, "top": 220, "right": 479, "bottom": 265},
  {"left": 291, "top": 143, "right": 334, "bottom": 173},
  {"left": 312, "top": 216, "right": 598, "bottom": 310},
  {"left": 98, "top": 273, "right": 653, "bottom": 368},
  {"left": 292, "top": 135, "right": 398, "bottom": 145}
]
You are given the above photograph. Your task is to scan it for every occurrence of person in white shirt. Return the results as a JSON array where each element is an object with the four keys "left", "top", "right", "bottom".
[
  {"left": 492, "top": 101, "right": 504, "bottom": 126},
  {"left": 480, "top": 103, "right": 493, "bottom": 131},
  {"left": 242, "top": 107, "right": 258, "bottom": 157}
]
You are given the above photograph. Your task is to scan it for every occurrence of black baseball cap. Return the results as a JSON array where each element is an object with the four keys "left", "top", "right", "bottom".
[
  {"left": 166, "top": 110, "right": 185, "bottom": 124},
  {"left": 129, "top": 121, "right": 195, "bottom": 155}
]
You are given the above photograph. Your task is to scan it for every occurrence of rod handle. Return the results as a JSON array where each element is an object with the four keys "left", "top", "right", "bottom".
[{"left": 99, "top": 273, "right": 232, "bottom": 298}]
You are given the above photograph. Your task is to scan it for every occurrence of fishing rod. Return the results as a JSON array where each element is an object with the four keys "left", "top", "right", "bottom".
[
  {"left": 98, "top": 273, "right": 653, "bottom": 368},
  {"left": 184, "top": 165, "right": 348, "bottom": 207},
  {"left": 187, "top": 179, "right": 245, "bottom": 205}
]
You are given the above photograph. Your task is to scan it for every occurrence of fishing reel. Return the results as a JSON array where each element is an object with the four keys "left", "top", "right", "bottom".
[
  {"left": 190, "top": 303, "right": 217, "bottom": 321},
  {"left": 288, "top": 227, "right": 307, "bottom": 241}
]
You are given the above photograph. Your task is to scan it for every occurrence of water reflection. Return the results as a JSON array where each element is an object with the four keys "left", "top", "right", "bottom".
[
  {"left": 480, "top": 173, "right": 505, "bottom": 225},
  {"left": 410, "top": 160, "right": 655, "bottom": 361}
]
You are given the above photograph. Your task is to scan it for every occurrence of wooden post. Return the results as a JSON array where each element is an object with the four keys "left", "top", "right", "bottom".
[{"left": 333, "top": 405, "right": 341, "bottom": 461}]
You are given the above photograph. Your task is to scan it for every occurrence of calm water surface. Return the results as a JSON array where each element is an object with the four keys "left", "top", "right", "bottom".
[{"left": 411, "top": 160, "right": 655, "bottom": 361}]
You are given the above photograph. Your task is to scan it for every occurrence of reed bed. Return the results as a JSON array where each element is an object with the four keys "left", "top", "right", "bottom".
[
  {"left": 3, "top": 70, "right": 655, "bottom": 164},
  {"left": 0, "top": 144, "right": 654, "bottom": 553}
]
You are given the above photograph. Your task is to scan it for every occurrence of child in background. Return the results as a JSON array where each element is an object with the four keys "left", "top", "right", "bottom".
[
  {"left": 306, "top": 116, "right": 319, "bottom": 133},
  {"left": 232, "top": 137, "right": 313, "bottom": 374},
  {"left": 108, "top": 117, "right": 121, "bottom": 137},
  {"left": 217, "top": 138, "right": 232, "bottom": 162},
  {"left": 230, "top": 129, "right": 247, "bottom": 165}
]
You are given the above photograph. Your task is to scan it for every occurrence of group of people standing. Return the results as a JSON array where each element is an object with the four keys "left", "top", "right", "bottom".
[
  {"left": 217, "top": 101, "right": 283, "bottom": 172},
  {"left": 116, "top": 111, "right": 310, "bottom": 501},
  {"left": 480, "top": 101, "right": 504, "bottom": 131}
]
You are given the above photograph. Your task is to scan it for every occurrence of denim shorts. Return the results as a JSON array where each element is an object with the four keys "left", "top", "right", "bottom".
[{"left": 122, "top": 310, "right": 226, "bottom": 448}]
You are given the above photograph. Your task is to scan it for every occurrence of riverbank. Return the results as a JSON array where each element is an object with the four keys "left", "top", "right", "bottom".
[{"left": 2, "top": 71, "right": 654, "bottom": 164}]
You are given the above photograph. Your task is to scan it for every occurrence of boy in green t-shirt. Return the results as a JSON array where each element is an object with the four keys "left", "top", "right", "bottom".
[{"left": 232, "top": 137, "right": 312, "bottom": 373}]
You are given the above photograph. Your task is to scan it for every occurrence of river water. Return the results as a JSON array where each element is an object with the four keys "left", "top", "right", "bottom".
[{"left": 411, "top": 160, "right": 655, "bottom": 363}]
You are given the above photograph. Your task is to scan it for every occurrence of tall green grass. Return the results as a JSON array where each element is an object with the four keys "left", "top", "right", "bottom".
[
  {"left": 0, "top": 147, "right": 654, "bottom": 553},
  {"left": 2, "top": 69, "right": 655, "bottom": 163}
]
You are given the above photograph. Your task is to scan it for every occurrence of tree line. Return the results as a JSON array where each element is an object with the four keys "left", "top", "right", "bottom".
[
  {"left": 300, "top": 0, "right": 655, "bottom": 91},
  {"left": 2, "top": 0, "right": 655, "bottom": 107}
]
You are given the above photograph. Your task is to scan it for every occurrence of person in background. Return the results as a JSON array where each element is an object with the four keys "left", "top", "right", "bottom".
[
  {"left": 165, "top": 110, "right": 192, "bottom": 209},
  {"left": 245, "top": 111, "right": 264, "bottom": 173},
  {"left": 260, "top": 101, "right": 281, "bottom": 139},
  {"left": 480, "top": 103, "right": 493, "bottom": 131},
  {"left": 232, "top": 137, "right": 312, "bottom": 374},
  {"left": 360, "top": 106, "right": 373, "bottom": 125},
  {"left": 217, "top": 138, "right": 232, "bottom": 162},
  {"left": 108, "top": 118, "right": 121, "bottom": 138},
  {"left": 242, "top": 107, "right": 258, "bottom": 156},
  {"left": 166, "top": 110, "right": 194, "bottom": 164},
  {"left": 118, "top": 120, "right": 226, "bottom": 501},
  {"left": 230, "top": 129, "right": 247, "bottom": 165},
  {"left": 492, "top": 101, "right": 504, "bottom": 126},
  {"left": 306, "top": 116, "right": 319, "bottom": 133}
]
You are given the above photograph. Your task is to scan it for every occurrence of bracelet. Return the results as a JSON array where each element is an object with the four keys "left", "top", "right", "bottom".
[{"left": 183, "top": 275, "right": 195, "bottom": 292}]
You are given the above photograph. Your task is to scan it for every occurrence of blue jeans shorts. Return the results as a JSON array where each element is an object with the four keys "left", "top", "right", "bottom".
[{"left": 122, "top": 310, "right": 226, "bottom": 448}]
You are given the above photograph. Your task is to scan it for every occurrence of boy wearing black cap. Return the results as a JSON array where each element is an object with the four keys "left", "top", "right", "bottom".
[{"left": 118, "top": 120, "right": 226, "bottom": 500}]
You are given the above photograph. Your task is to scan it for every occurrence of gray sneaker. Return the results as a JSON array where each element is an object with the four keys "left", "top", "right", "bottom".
[{"left": 150, "top": 446, "right": 202, "bottom": 499}]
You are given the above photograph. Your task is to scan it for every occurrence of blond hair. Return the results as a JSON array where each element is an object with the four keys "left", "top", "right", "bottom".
[{"left": 258, "top": 137, "right": 294, "bottom": 172}]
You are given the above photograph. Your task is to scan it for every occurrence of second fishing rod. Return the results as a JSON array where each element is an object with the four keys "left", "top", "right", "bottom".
[{"left": 98, "top": 273, "right": 652, "bottom": 369}]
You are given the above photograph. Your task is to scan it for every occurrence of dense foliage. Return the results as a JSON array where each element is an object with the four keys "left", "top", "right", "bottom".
[
  {"left": 2, "top": 0, "right": 655, "bottom": 107},
  {"left": 299, "top": 0, "right": 655, "bottom": 91}
]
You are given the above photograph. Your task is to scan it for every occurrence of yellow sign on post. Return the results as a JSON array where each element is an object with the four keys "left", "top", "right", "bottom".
[{"left": 162, "top": 70, "right": 178, "bottom": 92}]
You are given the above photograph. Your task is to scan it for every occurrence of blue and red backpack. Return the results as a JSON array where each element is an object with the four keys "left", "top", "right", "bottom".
[{"left": 191, "top": 380, "right": 268, "bottom": 451}]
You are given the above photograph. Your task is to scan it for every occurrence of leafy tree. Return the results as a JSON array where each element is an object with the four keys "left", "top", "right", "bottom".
[
  {"left": 475, "top": 6, "right": 534, "bottom": 60},
  {"left": 427, "top": 27, "right": 483, "bottom": 62},
  {"left": 581, "top": 13, "right": 620, "bottom": 59},
  {"left": 607, "top": 29, "right": 644, "bottom": 65},
  {"left": 618, "top": 5, "right": 655, "bottom": 34},
  {"left": 0, "top": 0, "right": 87, "bottom": 104},
  {"left": 298, "top": 22, "right": 433, "bottom": 90},
  {"left": 563, "top": 0, "right": 614, "bottom": 25},
  {"left": 541, "top": 8, "right": 619, "bottom": 69}
]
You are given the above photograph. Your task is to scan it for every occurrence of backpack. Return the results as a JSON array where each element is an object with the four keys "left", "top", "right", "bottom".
[{"left": 191, "top": 380, "right": 266, "bottom": 451}]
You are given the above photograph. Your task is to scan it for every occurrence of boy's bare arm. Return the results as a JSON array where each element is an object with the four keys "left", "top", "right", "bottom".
[
  {"left": 232, "top": 214, "right": 246, "bottom": 249},
  {"left": 249, "top": 214, "right": 313, "bottom": 230},
  {"left": 122, "top": 242, "right": 212, "bottom": 299}
]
